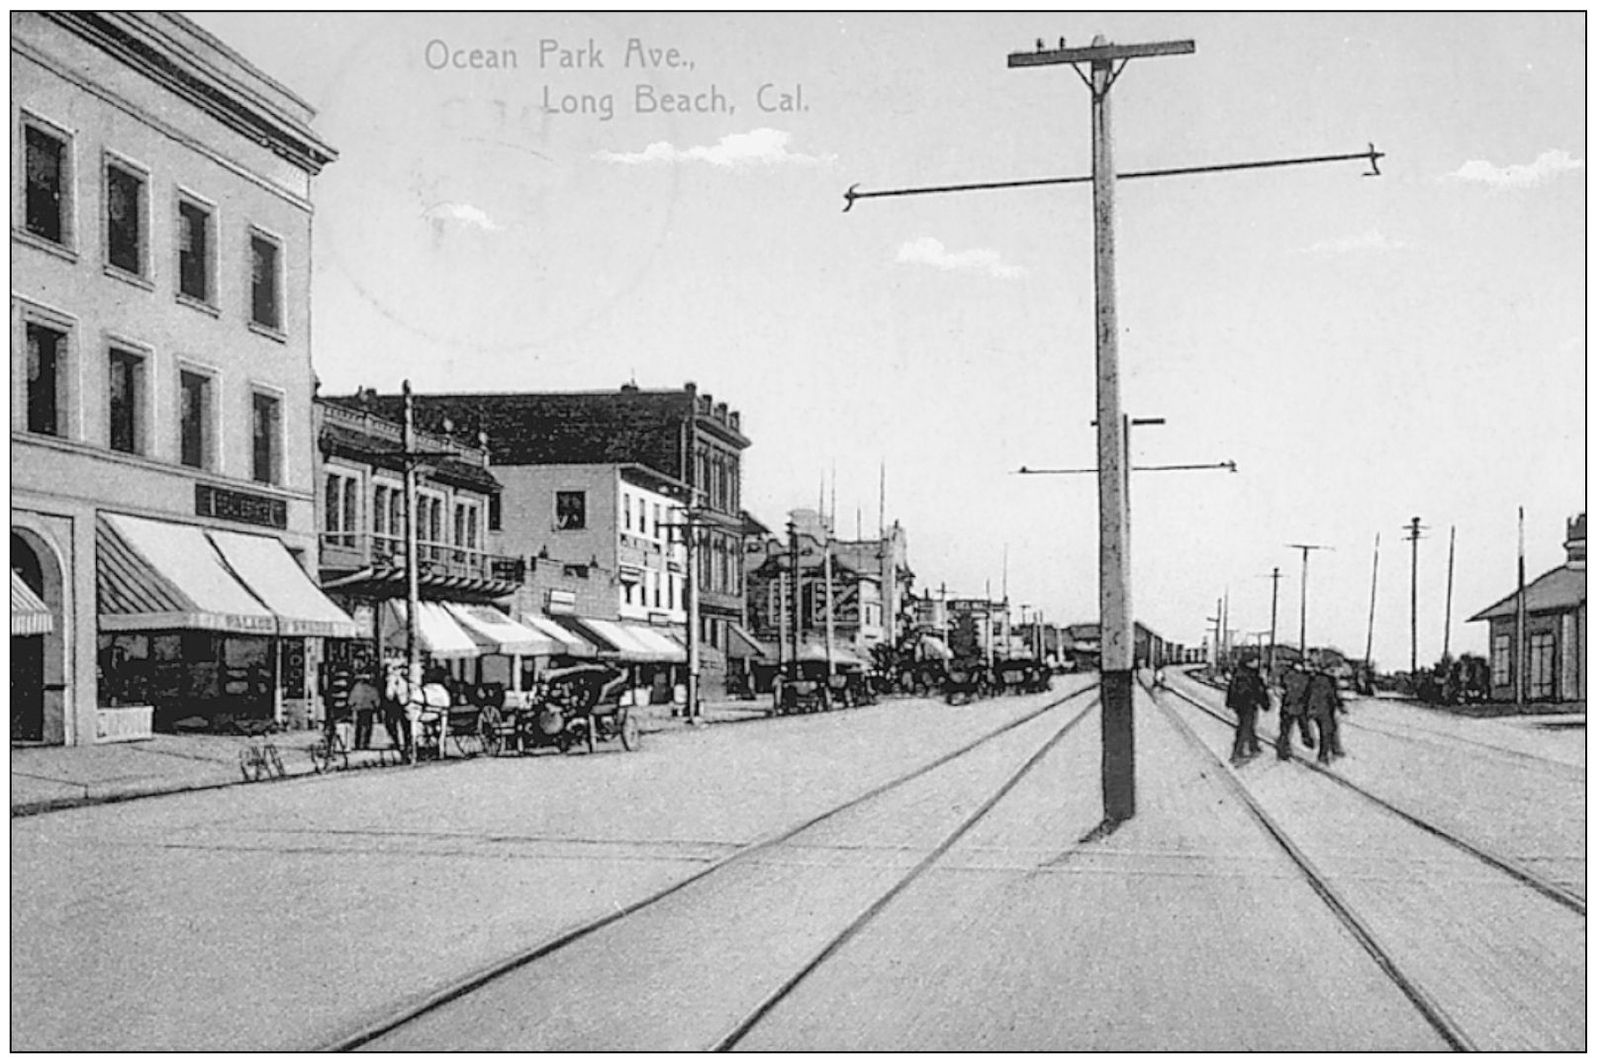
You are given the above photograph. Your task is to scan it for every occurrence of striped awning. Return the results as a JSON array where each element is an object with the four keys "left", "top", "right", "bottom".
[
  {"left": 379, "top": 599, "right": 478, "bottom": 659},
  {"left": 445, "top": 603, "right": 555, "bottom": 656},
  {"left": 320, "top": 566, "right": 520, "bottom": 599},
  {"left": 97, "top": 514, "right": 277, "bottom": 635},
  {"left": 11, "top": 571, "right": 53, "bottom": 636},
  {"left": 520, "top": 614, "right": 597, "bottom": 658}
]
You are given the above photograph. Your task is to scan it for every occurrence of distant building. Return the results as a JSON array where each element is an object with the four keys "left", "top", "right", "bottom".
[
  {"left": 745, "top": 509, "right": 885, "bottom": 658},
  {"left": 1469, "top": 513, "right": 1586, "bottom": 703},
  {"left": 11, "top": 13, "right": 346, "bottom": 742},
  {"left": 326, "top": 382, "right": 749, "bottom": 687}
]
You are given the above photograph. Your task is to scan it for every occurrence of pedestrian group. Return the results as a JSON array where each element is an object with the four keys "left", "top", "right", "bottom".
[{"left": 1224, "top": 655, "right": 1346, "bottom": 765}]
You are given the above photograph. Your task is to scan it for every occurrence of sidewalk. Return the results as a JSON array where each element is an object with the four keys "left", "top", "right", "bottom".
[{"left": 10, "top": 695, "right": 776, "bottom": 818}]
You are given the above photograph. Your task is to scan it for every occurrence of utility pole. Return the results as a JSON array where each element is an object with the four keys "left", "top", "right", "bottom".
[
  {"left": 1402, "top": 518, "right": 1427, "bottom": 673},
  {"left": 1516, "top": 507, "right": 1527, "bottom": 708},
  {"left": 1364, "top": 532, "right": 1380, "bottom": 682},
  {"left": 402, "top": 381, "right": 421, "bottom": 705},
  {"left": 1287, "top": 543, "right": 1333, "bottom": 661},
  {"left": 1206, "top": 604, "right": 1221, "bottom": 669},
  {"left": 1263, "top": 567, "right": 1282, "bottom": 681},
  {"left": 684, "top": 502, "right": 702, "bottom": 720},
  {"left": 789, "top": 520, "right": 802, "bottom": 682},
  {"left": 1222, "top": 585, "right": 1231, "bottom": 670},
  {"left": 1002, "top": 544, "right": 1011, "bottom": 662},
  {"left": 1441, "top": 525, "right": 1456, "bottom": 664},
  {"left": 851, "top": 34, "right": 1382, "bottom": 826}
]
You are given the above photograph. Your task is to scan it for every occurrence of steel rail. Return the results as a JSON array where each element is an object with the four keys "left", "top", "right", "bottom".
[
  {"left": 1144, "top": 681, "right": 1475, "bottom": 1052},
  {"left": 711, "top": 692, "right": 1102, "bottom": 1050},
  {"left": 1160, "top": 675, "right": 1585, "bottom": 917},
  {"left": 326, "top": 680, "right": 1099, "bottom": 1051}
]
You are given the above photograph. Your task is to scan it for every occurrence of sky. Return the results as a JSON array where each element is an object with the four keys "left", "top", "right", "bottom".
[{"left": 191, "top": 12, "right": 1585, "bottom": 671}]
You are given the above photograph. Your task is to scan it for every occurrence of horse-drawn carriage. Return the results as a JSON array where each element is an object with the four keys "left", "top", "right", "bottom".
[{"left": 477, "top": 663, "right": 642, "bottom": 755}]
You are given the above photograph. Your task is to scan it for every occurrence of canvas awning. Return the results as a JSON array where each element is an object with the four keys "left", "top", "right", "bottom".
[
  {"left": 916, "top": 635, "right": 954, "bottom": 661},
  {"left": 520, "top": 614, "right": 597, "bottom": 658},
  {"left": 579, "top": 618, "right": 671, "bottom": 663},
  {"left": 208, "top": 529, "right": 365, "bottom": 638},
  {"left": 380, "top": 599, "right": 478, "bottom": 659},
  {"left": 97, "top": 513, "right": 276, "bottom": 635},
  {"left": 446, "top": 603, "right": 555, "bottom": 655},
  {"left": 726, "top": 624, "right": 769, "bottom": 659},
  {"left": 11, "top": 571, "right": 52, "bottom": 636},
  {"left": 619, "top": 622, "right": 685, "bottom": 663}
]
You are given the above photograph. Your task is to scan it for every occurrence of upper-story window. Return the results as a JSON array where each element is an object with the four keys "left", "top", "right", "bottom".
[
  {"left": 622, "top": 492, "right": 632, "bottom": 532},
  {"left": 249, "top": 230, "right": 283, "bottom": 332},
  {"left": 107, "top": 346, "right": 147, "bottom": 455},
  {"left": 104, "top": 156, "right": 148, "bottom": 279},
  {"left": 251, "top": 390, "right": 283, "bottom": 486},
  {"left": 488, "top": 492, "right": 502, "bottom": 532},
  {"left": 177, "top": 196, "right": 214, "bottom": 305},
  {"left": 24, "top": 320, "right": 69, "bottom": 438},
  {"left": 179, "top": 368, "right": 212, "bottom": 469},
  {"left": 22, "top": 118, "right": 72, "bottom": 248},
  {"left": 556, "top": 490, "right": 586, "bottom": 530},
  {"left": 325, "top": 472, "right": 359, "bottom": 548}
]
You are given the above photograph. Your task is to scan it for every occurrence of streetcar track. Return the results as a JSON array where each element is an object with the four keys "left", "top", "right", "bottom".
[
  {"left": 1158, "top": 675, "right": 1586, "bottom": 917},
  {"left": 710, "top": 691, "right": 1101, "bottom": 1051},
  {"left": 1144, "top": 681, "right": 1476, "bottom": 1052},
  {"left": 326, "top": 680, "right": 1098, "bottom": 1052}
]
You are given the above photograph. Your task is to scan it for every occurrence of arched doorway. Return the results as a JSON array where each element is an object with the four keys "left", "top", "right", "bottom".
[{"left": 12, "top": 529, "right": 66, "bottom": 744}]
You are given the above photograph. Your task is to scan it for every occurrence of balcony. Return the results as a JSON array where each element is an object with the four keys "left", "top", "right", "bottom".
[{"left": 319, "top": 531, "right": 498, "bottom": 580}]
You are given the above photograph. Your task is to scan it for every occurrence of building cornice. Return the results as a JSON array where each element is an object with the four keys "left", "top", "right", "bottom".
[{"left": 43, "top": 12, "right": 338, "bottom": 175}]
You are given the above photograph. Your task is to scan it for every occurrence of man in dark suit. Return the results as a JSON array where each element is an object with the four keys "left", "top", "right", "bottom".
[
  {"left": 1304, "top": 665, "right": 1345, "bottom": 765},
  {"left": 1225, "top": 656, "right": 1271, "bottom": 761},
  {"left": 1276, "top": 661, "right": 1315, "bottom": 760}
]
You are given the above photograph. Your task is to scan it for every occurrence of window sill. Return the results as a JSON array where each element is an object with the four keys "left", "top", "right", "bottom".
[
  {"left": 12, "top": 228, "right": 79, "bottom": 264},
  {"left": 175, "top": 291, "right": 219, "bottom": 317},
  {"left": 103, "top": 264, "right": 155, "bottom": 292},
  {"left": 248, "top": 320, "right": 287, "bottom": 344}
]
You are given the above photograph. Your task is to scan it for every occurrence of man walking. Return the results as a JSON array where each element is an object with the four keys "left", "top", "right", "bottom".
[
  {"left": 1276, "top": 661, "right": 1314, "bottom": 760},
  {"left": 1305, "top": 664, "right": 1345, "bottom": 764},
  {"left": 1225, "top": 655, "right": 1271, "bottom": 762}
]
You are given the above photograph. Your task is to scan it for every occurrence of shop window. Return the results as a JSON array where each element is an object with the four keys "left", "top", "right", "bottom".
[
  {"left": 179, "top": 369, "right": 212, "bottom": 469},
  {"left": 1492, "top": 634, "right": 1511, "bottom": 687},
  {"left": 25, "top": 321, "right": 67, "bottom": 437},
  {"left": 251, "top": 391, "right": 283, "bottom": 485},
  {"left": 249, "top": 231, "right": 282, "bottom": 331},
  {"left": 556, "top": 490, "right": 586, "bottom": 530},
  {"left": 107, "top": 346, "right": 146, "bottom": 454},
  {"left": 1528, "top": 630, "right": 1556, "bottom": 700},
  {"left": 177, "top": 196, "right": 213, "bottom": 304},
  {"left": 23, "top": 118, "right": 72, "bottom": 247},
  {"left": 105, "top": 157, "right": 147, "bottom": 278}
]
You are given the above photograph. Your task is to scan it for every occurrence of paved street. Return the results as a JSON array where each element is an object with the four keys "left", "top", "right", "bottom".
[{"left": 10, "top": 673, "right": 1585, "bottom": 1051}]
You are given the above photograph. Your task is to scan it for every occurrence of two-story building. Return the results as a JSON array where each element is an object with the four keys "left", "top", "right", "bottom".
[
  {"left": 326, "top": 380, "right": 750, "bottom": 688},
  {"left": 11, "top": 13, "right": 356, "bottom": 741},
  {"left": 744, "top": 509, "right": 883, "bottom": 661}
]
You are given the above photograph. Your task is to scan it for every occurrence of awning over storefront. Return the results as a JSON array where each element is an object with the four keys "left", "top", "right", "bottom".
[
  {"left": 209, "top": 529, "right": 365, "bottom": 638},
  {"left": 380, "top": 599, "right": 479, "bottom": 659},
  {"left": 521, "top": 614, "right": 597, "bottom": 658},
  {"left": 446, "top": 603, "right": 555, "bottom": 655},
  {"left": 98, "top": 513, "right": 277, "bottom": 635},
  {"left": 916, "top": 635, "right": 954, "bottom": 661},
  {"left": 786, "top": 640, "right": 868, "bottom": 668},
  {"left": 11, "top": 571, "right": 53, "bottom": 636},
  {"left": 578, "top": 618, "right": 664, "bottom": 663},
  {"left": 619, "top": 622, "right": 685, "bottom": 664},
  {"left": 726, "top": 624, "right": 769, "bottom": 660}
]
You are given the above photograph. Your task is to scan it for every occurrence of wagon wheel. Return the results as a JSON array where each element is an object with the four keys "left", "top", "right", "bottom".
[
  {"left": 477, "top": 706, "right": 505, "bottom": 757},
  {"left": 619, "top": 712, "right": 642, "bottom": 752}
]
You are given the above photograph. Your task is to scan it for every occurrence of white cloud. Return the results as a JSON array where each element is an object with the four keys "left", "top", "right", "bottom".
[
  {"left": 1301, "top": 228, "right": 1407, "bottom": 255},
  {"left": 896, "top": 236, "right": 1024, "bottom": 280},
  {"left": 593, "top": 128, "right": 834, "bottom": 167},
  {"left": 424, "top": 202, "right": 498, "bottom": 230},
  {"left": 1445, "top": 149, "right": 1583, "bottom": 188}
]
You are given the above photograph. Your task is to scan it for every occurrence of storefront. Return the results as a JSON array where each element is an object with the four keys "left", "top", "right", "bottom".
[{"left": 95, "top": 513, "right": 363, "bottom": 733}]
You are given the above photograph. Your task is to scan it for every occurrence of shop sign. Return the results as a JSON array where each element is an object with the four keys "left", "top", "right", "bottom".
[
  {"left": 547, "top": 589, "right": 577, "bottom": 614},
  {"left": 195, "top": 484, "right": 287, "bottom": 530}
]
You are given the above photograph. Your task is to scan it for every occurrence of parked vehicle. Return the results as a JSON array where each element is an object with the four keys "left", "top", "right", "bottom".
[{"left": 480, "top": 664, "right": 639, "bottom": 755}]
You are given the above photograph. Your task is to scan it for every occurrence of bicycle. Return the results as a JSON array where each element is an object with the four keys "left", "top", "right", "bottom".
[
  {"left": 309, "top": 713, "right": 350, "bottom": 774},
  {"left": 238, "top": 722, "right": 286, "bottom": 782}
]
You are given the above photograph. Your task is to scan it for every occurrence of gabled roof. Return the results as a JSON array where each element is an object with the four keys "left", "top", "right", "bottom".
[{"left": 1468, "top": 564, "right": 1586, "bottom": 622}]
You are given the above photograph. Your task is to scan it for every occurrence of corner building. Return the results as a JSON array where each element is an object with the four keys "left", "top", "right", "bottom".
[{"left": 10, "top": 13, "right": 348, "bottom": 743}]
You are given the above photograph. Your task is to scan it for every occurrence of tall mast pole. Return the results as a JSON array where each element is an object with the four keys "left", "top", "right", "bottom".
[
  {"left": 1267, "top": 567, "right": 1281, "bottom": 680},
  {"left": 402, "top": 380, "right": 421, "bottom": 704},
  {"left": 1363, "top": 532, "right": 1380, "bottom": 677},
  {"left": 1441, "top": 525, "right": 1456, "bottom": 664},
  {"left": 1516, "top": 507, "right": 1527, "bottom": 707}
]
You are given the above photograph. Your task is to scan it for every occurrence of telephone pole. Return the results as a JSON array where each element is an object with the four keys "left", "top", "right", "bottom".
[
  {"left": 851, "top": 34, "right": 1382, "bottom": 826},
  {"left": 1363, "top": 532, "right": 1380, "bottom": 680},
  {"left": 1287, "top": 543, "right": 1333, "bottom": 660},
  {"left": 1262, "top": 567, "right": 1282, "bottom": 680},
  {"left": 1402, "top": 517, "right": 1427, "bottom": 673},
  {"left": 1441, "top": 525, "right": 1456, "bottom": 664}
]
